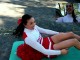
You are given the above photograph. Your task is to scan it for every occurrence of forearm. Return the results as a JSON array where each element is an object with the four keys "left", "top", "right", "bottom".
[
  {"left": 42, "top": 29, "right": 59, "bottom": 35},
  {"left": 25, "top": 37, "right": 61, "bottom": 55},
  {"left": 43, "top": 49, "right": 61, "bottom": 55}
]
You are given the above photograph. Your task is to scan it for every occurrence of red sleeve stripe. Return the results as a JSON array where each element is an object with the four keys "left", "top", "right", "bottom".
[{"left": 22, "top": 32, "right": 27, "bottom": 40}]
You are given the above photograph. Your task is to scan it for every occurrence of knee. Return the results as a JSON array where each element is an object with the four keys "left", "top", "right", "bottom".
[
  {"left": 71, "top": 38, "right": 78, "bottom": 44},
  {"left": 69, "top": 32, "right": 74, "bottom": 35},
  {"left": 68, "top": 32, "right": 74, "bottom": 37}
]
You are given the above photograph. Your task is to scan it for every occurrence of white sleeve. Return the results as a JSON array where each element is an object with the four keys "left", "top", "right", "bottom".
[
  {"left": 25, "top": 37, "right": 61, "bottom": 55},
  {"left": 36, "top": 25, "right": 59, "bottom": 35},
  {"left": 56, "top": 17, "right": 63, "bottom": 22}
]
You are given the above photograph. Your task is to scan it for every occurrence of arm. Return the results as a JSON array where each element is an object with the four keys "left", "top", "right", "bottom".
[
  {"left": 25, "top": 37, "right": 61, "bottom": 55},
  {"left": 36, "top": 25, "right": 59, "bottom": 35}
]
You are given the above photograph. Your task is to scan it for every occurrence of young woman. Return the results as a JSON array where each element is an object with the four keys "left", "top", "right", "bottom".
[
  {"left": 56, "top": 3, "right": 80, "bottom": 23},
  {"left": 13, "top": 14, "right": 80, "bottom": 60}
]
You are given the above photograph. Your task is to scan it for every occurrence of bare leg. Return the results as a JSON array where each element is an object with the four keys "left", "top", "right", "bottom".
[
  {"left": 53, "top": 38, "right": 80, "bottom": 50},
  {"left": 74, "top": 34, "right": 80, "bottom": 41},
  {"left": 51, "top": 32, "right": 80, "bottom": 43}
]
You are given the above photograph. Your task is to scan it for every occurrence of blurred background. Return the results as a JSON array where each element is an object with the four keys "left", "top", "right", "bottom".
[{"left": 0, "top": 0, "right": 80, "bottom": 60}]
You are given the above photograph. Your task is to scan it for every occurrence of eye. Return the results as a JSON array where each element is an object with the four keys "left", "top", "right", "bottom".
[
  {"left": 69, "top": 5, "right": 72, "bottom": 7},
  {"left": 30, "top": 22, "right": 33, "bottom": 25},
  {"left": 66, "top": 5, "right": 72, "bottom": 7},
  {"left": 66, "top": 5, "right": 68, "bottom": 7}
]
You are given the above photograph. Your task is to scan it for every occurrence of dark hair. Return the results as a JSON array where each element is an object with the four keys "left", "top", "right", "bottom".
[
  {"left": 56, "top": 9, "right": 63, "bottom": 17},
  {"left": 72, "top": 10, "right": 78, "bottom": 23},
  {"left": 13, "top": 14, "right": 32, "bottom": 37},
  {"left": 66, "top": 3, "right": 78, "bottom": 23}
]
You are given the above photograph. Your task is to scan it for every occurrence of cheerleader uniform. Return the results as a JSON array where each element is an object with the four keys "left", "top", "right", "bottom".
[
  {"left": 56, "top": 14, "right": 80, "bottom": 23},
  {"left": 17, "top": 25, "right": 61, "bottom": 60}
]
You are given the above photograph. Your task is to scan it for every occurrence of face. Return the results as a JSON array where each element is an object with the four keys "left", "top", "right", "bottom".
[
  {"left": 66, "top": 3, "right": 73, "bottom": 14},
  {"left": 24, "top": 17, "right": 36, "bottom": 30}
]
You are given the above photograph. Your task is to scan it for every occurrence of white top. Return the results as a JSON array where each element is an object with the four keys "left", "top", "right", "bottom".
[
  {"left": 56, "top": 14, "right": 80, "bottom": 23},
  {"left": 24, "top": 25, "right": 61, "bottom": 56}
]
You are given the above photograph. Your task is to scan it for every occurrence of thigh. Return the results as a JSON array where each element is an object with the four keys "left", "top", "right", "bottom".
[
  {"left": 53, "top": 38, "right": 76, "bottom": 50},
  {"left": 51, "top": 32, "right": 74, "bottom": 43}
]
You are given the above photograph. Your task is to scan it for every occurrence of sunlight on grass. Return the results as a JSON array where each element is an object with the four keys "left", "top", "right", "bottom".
[{"left": 0, "top": 3, "right": 26, "bottom": 17}]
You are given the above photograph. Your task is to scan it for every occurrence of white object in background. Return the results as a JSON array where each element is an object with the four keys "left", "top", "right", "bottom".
[{"left": 78, "top": 3, "right": 80, "bottom": 12}]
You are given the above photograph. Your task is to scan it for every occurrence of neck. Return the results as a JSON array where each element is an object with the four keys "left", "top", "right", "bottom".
[
  {"left": 25, "top": 28, "right": 34, "bottom": 31},
  {"left": 67, "top": 13, "right": 72, "bottom": 16}
]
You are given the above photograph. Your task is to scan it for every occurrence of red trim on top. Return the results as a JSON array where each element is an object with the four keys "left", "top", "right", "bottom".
[{"left": 22, "top": 32, "right": 27, "bottom": 40}]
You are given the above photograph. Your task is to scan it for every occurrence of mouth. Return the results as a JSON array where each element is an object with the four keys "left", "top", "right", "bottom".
[
  {"left": 67, "top": 9, "right": 72, "bottom": 12},
  {"left": 67, "top": 8, "right": 71, "bottom": 11}
]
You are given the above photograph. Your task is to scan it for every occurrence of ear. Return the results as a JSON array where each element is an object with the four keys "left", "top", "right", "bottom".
[{"left": 23, "top": 23, "right": 27, "bottom": 28}]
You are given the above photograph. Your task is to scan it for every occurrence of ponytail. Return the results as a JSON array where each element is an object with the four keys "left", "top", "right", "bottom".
[{"left": 13, "top": 23, "right": 24, "bottom": 37}]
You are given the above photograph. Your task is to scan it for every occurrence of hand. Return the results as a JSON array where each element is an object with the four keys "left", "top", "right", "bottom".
[{"left": 61, "top": 49, "right": 68, "bottom": 55}]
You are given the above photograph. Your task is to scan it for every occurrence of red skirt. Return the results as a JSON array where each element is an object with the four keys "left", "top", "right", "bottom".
[{"left": 17, "top": 37, "right": 57, "bottom": 60}]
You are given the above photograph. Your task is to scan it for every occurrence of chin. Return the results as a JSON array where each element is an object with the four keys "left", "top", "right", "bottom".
[{"left": 31, "top": 28, "right": 34, "bottom": 30}]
